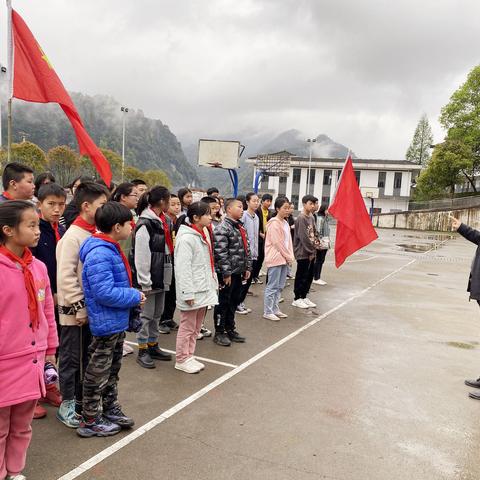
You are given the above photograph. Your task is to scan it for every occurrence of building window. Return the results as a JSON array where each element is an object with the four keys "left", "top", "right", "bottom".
[
  {"left": 354, "top": 170, "right": 361, "bottom": 185},
  {"left": 337, "top": 170, "right": 342, "bottom": 180},
  {"left": 292, "top": 168, "right": 301, "bottom": 184},
  {"left": 321, "top": 195, "right": 330, "bottom": 205},
  {"left": 291, "top": 194, "right": 299, "bottom": 210},
  {"left": 323, "top": 170, "right": 332, "bottom": 186},
  {"left": 394, "top": 172, "right": 402, "bottom": 190},
  {"left": 378, "top": 172, "right": 386, "bottom": 188}
]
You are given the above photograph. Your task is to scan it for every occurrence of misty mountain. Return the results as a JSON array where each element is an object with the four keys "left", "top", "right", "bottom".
[{"left": 5, "top": 93, "right": 199, "bottom": 186}]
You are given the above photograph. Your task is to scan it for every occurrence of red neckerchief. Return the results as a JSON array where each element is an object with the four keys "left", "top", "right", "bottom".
[
  {"left": 92, "top": 233, "right": 132, "bottom": 286},
  {"left": 236, "top": 221, "right": 249, "bottom": 256},
  {"left": 3, "top": 191, "right": 14, "bottom": 200},
  {"left": 130, "top": 219, "right": 136, "bottom": 231},
  {"left": 72, "top": 216, "right": 97, "bottom": 234},
  {"left": 155, "top": 210, "right": 174, "bottom": 253},
  {"left": 0, "top": 246, "right": 39, "bottom": 330},
  {"left": 52, "top": 222, "right": 61, "bottom": 242},
  {"left": 189, "top": 224, "right": 215, "bottom": 275}
]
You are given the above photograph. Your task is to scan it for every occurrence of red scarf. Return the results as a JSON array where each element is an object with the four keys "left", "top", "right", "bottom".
[
  {"left": 237, "top": 222, "right": 249, "bottom": 256},
  {"left": 130, "top": 219, "right": 136, "bottom": 231},
  {"left": 190, "top": 224, "right": 215, "bottom": 275},
  {"left": 92, "top": 233, "right": 132, "bottom": 286},
  {"left": 0, "top": 246, "right": 39, "bottom": 331},
  {"left": 52, "top": 222, "right": 61, "bottom": 243},
  {"left": 156, "top": 211, "right": 174, "bottom": 254},
  {"left": 2, "top": 191, "right": 14, "bottom": 200},
  {"left": 72, "top": 216, "right": 97, "bottom": 234}
]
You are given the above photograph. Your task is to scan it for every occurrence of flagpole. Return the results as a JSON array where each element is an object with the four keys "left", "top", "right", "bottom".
[
  {"left": 6, "top": 0, "right": 13, "bottom": 162},
  {"left": 330, "top": 150, "right": 350, "bottom": 205}
]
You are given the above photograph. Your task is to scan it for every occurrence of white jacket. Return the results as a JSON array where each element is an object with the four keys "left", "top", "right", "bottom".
[{"left": 174, "top": 224, "right": 219, "bottom": 311}]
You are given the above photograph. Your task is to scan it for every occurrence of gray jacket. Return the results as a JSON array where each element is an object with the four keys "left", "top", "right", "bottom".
[
  {"left": 174, "top": 225, "right": 218, "bottom": 310},
  {"left": 241, "top": 210, "right": 259, "bottom": 260}
]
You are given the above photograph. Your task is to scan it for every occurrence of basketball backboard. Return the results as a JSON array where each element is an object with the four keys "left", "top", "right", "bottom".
[
  {"left": 360, "top": 186, "right": 380, "bottom": 199},
  {"left": 198, "top": 139, "right": 242, "bottom": 169}
]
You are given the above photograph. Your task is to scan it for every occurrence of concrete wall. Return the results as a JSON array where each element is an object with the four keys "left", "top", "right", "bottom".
[{"left": 373, "top": 206, "right": 480, "bottom": 231}]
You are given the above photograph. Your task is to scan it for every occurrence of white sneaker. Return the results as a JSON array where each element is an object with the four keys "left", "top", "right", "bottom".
[
  {"left": 303, "top": 298, "right": 317, "bottom": 307},
  {"left": 292, "top": 299, "right": 309, "bottom": 309},
  {"left": 274, "top": 311, "right": 288, "bottom": 318},
  {"left": 279, "top": 297, "right": 285, "bottom": 303},
  {"left": 245, "top": 307, "right": 252, "bottom": 313},
  {"left": 191, "top": 358, "right": 205, "bottom": 370},
  {"left": 122, "top": 343, "right": 134, "bottom": 356},
  {"left": 312, "top": 279, "right": 327, "bottom": 285},
  {"left": 7, "top": 476, "right": 27, "bottom": 480},
  {"left": 259, "top": 270, "right": 267, "bottom": 277},
  {"left": 196, "top": 331, "right": 204, "bottom": 340},
  {"left": 263, "top": 313, "right": 280, "bottom": 321},
  {"left": 175, "top": 358, "right": 201, "bottom": 374}
]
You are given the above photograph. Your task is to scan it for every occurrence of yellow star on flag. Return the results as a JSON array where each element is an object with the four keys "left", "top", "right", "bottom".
[{"left": 38, "top": 45, "right": 53, "bottom": 69}]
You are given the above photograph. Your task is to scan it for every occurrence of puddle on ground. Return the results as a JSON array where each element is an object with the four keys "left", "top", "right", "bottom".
[
  {"left": 445, "top": 341, "right": 475, "bottom": 350},
  {"left": 427, "top": 273, "right": 439, "bottom": 276},
  {"left": 397, "top": 243, "right": 433, "bottom": 253},
  {"left": 401, "top": 234, "right": 455, "bottom": 241}
]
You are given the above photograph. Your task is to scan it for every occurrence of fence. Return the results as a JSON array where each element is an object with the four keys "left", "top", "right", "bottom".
[{"left": 409, "top": 195, "right": 480, "bottom": 211}]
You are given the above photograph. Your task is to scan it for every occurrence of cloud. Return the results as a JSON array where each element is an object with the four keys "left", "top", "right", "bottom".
[{"left": 3, "top": 0, "right": 480, "bottom": 158}]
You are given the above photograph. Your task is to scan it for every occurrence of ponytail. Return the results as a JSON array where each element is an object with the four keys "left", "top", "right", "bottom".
[{"left": 136, "top": 185, "right": 170, "bottom": 216}]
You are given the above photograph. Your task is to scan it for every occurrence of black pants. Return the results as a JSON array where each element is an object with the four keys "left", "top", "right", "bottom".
[
  {"left": 314, "top": 249, "right": 328, "bottom": 280},
  {"left": 161, "top": 270, "right": 176, "bottom": 323},
  {"left": 252, "top": 240, "right": 265, "bottom": 279},
  {"left": 238, "top": 269, "right": 254, "bottom": 305},
  {"left": 58, "top": 324, "right": 92, "bottom": 410},
  {"left": 294, "top": 258, "right": 315, "bottom": 300},
  {"left": 214, "top": 273, "right": 244, "bottom": 334}
]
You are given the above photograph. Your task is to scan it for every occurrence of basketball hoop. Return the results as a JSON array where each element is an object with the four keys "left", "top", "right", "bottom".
[{"left": 206, "top": 162, "right": 223, "bottom": 168}]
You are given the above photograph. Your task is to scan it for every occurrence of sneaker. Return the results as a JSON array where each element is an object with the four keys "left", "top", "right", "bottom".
[
  {"left": 286, "top": 274, "right": 295, "bottom": 280},
  {"left": 263, "top": 313, "right": 280, "bottom": 322},
  {"left": 207, "top": 305, "right": 212, "bottom": 310},
  {"left": 33, "top": 403, "right": 47, "bottom": 419},
  {"left": 197, "top": 331, "right": 204, "bottom": 340},
  {"left": 122, "top": 343, "right": 134, "bottom": 356},
  {"left": 245, "top": 307, "right": 252, "bottom": 313},
  {"left": 227, "top": 330, "right": 246, "bottom": 343},
  {"left": 259, "top": 270, "right": 267, "bottom": 277},
  {"left": 191, "top": 358, "right": 205, "bottom": 370},
  {"left": 56, "top": 399, "right": 81, "bottom": 428},
  {"left": 465, "top": 377, "right": 480, "bottom": 389},
  {"left": 6, "top": 475, "right": 27, "bottom": 480},
  {"left": 175, "top": 357, "right": 202, "bottom": 374},
  {"left": 292, "top": 299, "right": 309, "bottom": 309},
  {"left": 312, "top": 279, "right": 327, "bottom": 285},
  {"left": 40, "top": 383, "right": 62, "bottom": 407},
  {"left": 303, "top": 298, "right": 317, "bottom": 307},
  {"left": 158, "top": 323, "right": 171, "bottom": 334},
  {"left": 77, "top": 415, "right": 121, "bottom": 438},
  {"left": 148, "top": 344, "right": 172, "bottom": 361},
  {"left": 236, "top": 304, "right": 248, "bottom": 315},
  {"left": 200, "top": 326, "right": 212, "bottom": 337},
  {"left": 164, "top": 319, "right": 178, "bottom": 330},
  {"left": 274, "top": 311, "right": 288, "bottom": 318},
  {"left": 103, "top": 404, "right": 135, "bottom": 428},
  {"left": 279, "top": 297, "right": 285, "bottom": 303},
  {"left": 213, "top": 333, "right": 231, "bottom": 347},
  {"left": 136, "top": 348, "right": 156, "bottom": 369},
  {"left": 255, "top": 278, "right": 264, "bottom": 284}
]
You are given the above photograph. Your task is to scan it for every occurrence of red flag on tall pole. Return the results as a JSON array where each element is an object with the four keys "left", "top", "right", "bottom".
[
  {"left": 328, "top": 154, "right": 378, "bottom": 267},
  {"left": 10, "top": 9, "right": 112, "bottom": 185}
]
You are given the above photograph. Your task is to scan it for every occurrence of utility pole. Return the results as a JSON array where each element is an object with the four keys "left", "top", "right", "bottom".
[
  {"left": 121, "top": 106, "right": 129, "bottom": 181},
  {"left": 306, "top": 138, "right": 317, "bottom": 195}
]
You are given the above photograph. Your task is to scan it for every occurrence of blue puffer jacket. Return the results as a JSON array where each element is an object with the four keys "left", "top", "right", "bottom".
[{"left": 80, "top": 236, "right": 141, "bottom": 337}]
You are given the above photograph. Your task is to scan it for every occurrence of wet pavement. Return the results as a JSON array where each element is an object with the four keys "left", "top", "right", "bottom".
[{"left": 25, "top": 228, "right": 480, "bottom": 480}]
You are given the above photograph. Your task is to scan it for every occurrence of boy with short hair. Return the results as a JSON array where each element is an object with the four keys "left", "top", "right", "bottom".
[
  {"left": 131, "top": 179, "right": 148, "bottom": 197},
  {"left": 252, "top": 193, "right": 273, "bottom": 283},
  {"left": 30, "top": 183, "right": 67, "bottom": 416},
  {"left": 56, "top": 182, "right": 108, "bottom": 428},
  {"left": 292, "top": 195, "right": 319, "bottom": 309},
  {"left": 213, "top": 198, "right": 252, "bottom": 346},
  {"left": 77, "top": 202, "right": 145, "bottom": 437},
  {"left": 0, "top": 162, "right": 35, "bottom": 202}
]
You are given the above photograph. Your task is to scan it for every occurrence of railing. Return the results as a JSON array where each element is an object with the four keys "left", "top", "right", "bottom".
[{"left": 409, "top": 195, "right": 480, "bottom": 211}]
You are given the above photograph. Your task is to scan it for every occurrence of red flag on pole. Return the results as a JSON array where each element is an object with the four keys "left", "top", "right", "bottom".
[
  {"left": 10, "top": 9, "right": 112, "bottom": 185},
  {"left": 328, "top": 154, "right": 378, "bottom": 267}
]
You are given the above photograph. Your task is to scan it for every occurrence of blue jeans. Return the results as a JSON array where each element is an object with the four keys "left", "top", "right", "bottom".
[{"left": 264, "top": 265, "right": 289, "bottom": 314}]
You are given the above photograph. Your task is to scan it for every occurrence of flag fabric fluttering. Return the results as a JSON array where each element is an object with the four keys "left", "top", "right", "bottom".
[
  {"left": 328, "top": 154, "right": 378, "bottom": 267},
  {"left": 10, "top": 9, "right": 112, "bottom": 185}
]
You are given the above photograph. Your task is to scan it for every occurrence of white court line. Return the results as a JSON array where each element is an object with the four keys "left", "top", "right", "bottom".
[
  {"left": 326, "top": 254, "right": 379, "bottom": 264},
  {"left": 57, "top": 257, "right": 417, "bottom": 480},
  {"left": 124, "top": 341, "right": 239, "bottom": 369}
]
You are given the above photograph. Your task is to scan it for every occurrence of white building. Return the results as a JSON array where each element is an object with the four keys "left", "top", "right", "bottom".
[{"left": 247, "top": 152, "right": 422, "bottom": 213}]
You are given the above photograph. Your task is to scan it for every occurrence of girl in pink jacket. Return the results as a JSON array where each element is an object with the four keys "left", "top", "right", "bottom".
[
  {"left": 0, "top": 200, "right": 58, "bottom": 480},
  {"left": 263, "top": 197, "right": 295, "bottom": 321}
]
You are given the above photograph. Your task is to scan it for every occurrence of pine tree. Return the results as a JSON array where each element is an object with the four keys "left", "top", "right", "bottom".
[{"left": 406, "top": 114, "right": 433, "bottom": 166}]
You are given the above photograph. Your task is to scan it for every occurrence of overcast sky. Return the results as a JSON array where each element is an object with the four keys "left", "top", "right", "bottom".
[{"left": 2, "top": 0, "right": 480, "bottom": 158}]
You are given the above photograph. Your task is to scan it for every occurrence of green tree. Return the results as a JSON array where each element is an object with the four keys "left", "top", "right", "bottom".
[
  {"left": 123, "top": 166, "right": 144, "bottom": 181},
  {"left": 47, "top": 145, "right": 81, "bottom": 186},
  {"left": 406, "top": 114, "right": 433, "bottom": 166},
  {"left": 0, "top": 141, "right": 47, "bottom": 174},
  {"left": 100, "top": 148, "right": 123, "bottom": 182},
  {"left": 143, "top": 169, "right": 171, "bottom": 188}
]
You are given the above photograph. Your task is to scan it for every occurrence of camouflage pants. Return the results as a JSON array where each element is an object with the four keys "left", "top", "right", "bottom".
[{"left": 82, "top": 331, "right": 125, "bottom": 418}]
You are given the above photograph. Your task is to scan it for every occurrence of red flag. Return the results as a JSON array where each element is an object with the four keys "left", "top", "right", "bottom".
[
  {"left": 11, "top": 9, "right": 112, "bottom": 185},
  {"left": 328, "top": 155, "right": 378, "bottom": 267}
]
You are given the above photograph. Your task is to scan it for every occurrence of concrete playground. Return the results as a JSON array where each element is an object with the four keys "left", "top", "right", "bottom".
[{"left": 26, "top": 228, "right": 480, "bottom": 480}]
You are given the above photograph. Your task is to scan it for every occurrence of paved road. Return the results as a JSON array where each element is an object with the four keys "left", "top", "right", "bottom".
[{"left": 26, "top": 229, "right": 480, "bottom": 480}]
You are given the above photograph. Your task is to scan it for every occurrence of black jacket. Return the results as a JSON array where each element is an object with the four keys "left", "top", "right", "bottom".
[
  {"left": 30, "top": 219, "right": 66, "bottom": 294},
  {"left": 60, "top": 201, "right": 79, "bottom": 229},
  {"left": 214, "top": 217, "right": 252, "bottom": 278},
  {"left": 458, "top": 223, "right": 480, "bottom": 300}
]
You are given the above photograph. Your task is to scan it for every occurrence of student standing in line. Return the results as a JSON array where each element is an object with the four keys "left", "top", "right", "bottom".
[
  {"left": 213, "top": 198, "right": 252, "bottom": 346},
  {"left": 263, "top": 197, "right": 295, "bottom": 321},
  {"left": 0, "top": 163, "right": 35, "bottom": 204},
  {"left": 252, "top": 193, "right": 273, "bottom": 284},
  {"left": 292, "top": 195, "right": 319, "bottom": 309},
  {"left": 60, "top": 176, "right": 93, "bottom": 229},
  {"left": 131, "top": 179, "right": 148, "bottom": 198},
  {"left": 131, "top": 186, "right": 173, "bottom": 369},
  {"left": 174, "top": 202, "right": 218, "bottom": 373},
  {"left": 56, "top": 183, "right": 109, "bottom": 428},
  {"left": 201, "top": 196, "right": 222, "bottom": 230},
  {"left": 0, "top": 201, "right": 58, "bottom": 480},
  {"left": 78, "top": 202, "right": 145, "bottom": 437},
  {"left": 33, "top": 172, "right": 55, "bottom": 205},
  {"left": 30, "top": 183, "right": 67, "bottom": 419},
  {"left": 313, "top": 204, "right": 330, "bottom": 286},
  {"left": 206, "top": 187, "right": 220, "bottom": 198},
  {"left": 178, "top": 187, "right": 193, "bottom": 215},
  {"left": 237, "top": 192, "right": 260, "bottom": 315}
]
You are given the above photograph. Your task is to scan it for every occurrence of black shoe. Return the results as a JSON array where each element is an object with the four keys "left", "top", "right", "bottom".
[
  {"left": 469, "top": 391, "right": 480, "bottom": 400},
  {"left": 227, "top": 330, "right": 246, "bottom": 343},
  {"left": 213, "top": 333, "right": 231, "bottom": 347},
  {"left": 148, "top": 344, "right": 172, "bottom": 361},
  {"left": 164, "top": 319, "right": 178, "bottom": 330},
  {"left": 103, "top": 404, "right": 135, "bottom": 429},
  {"left": 465, "top": 377, "right": 480, "bottom": 389},
  {"left": 137, "top": 349, "right": 156, "bottom": 369}
]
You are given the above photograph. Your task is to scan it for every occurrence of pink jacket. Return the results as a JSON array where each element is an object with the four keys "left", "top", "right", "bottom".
[
  {"left": 0, "top": 253, "right": 58, "bottom": 408},
  {"left": 264, "top": 217, "right": 295, "bottom": 268}
]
